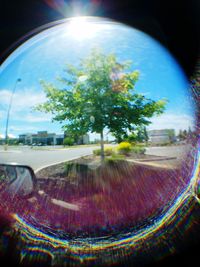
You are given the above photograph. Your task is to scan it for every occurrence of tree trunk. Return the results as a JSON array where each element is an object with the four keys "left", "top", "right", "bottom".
[{"left": 100, "top": 130, "right": 105, "bottom": 163}]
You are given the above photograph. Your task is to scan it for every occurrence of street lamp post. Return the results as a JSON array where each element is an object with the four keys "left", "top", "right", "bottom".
[{"left": 4, "top": 78, "right": 21, "bottom": 150}]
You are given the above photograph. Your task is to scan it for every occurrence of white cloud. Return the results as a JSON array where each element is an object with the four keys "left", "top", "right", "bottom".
[
  {"left": 0, "top": 111, "right": 4, "bottom": 119},
  {"left": 13, "top": 113, "right": 53, "bottom": 123},
  {"left": 0, "top": 88, "right": 46, "bottom": 112},
  {"left": 0, "top": 134, "right": 16, "bottom": 138},
  {"left": 9, "top": 125, "right": 39, "bottom": 133},
  {"left": 0, "top": 90, "right": 11, "bottom": 105},
  {"left": 24, "top": 114, "right": 52, "bottom": 122},
  {"left": 148, "top": 113, "right": 195, "bottom": 134},
  {"left": 0, "top": 110, "right": 52, "bottom": 123},
  {"left": 0, "top": 88, "right": 51, "bottom": 123}
]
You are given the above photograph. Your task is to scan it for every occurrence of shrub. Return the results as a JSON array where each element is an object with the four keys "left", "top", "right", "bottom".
[
  {"left": 93, "top": 149, "right": 101, "bottom": 156},
  {"left": 63, "top": 137, "right": 74, "bottom": 146},
  {"left": 134, "top": 143, "right": 146, "bottom": 147},
  {"left": 104, "top": 147, "right": 114, "bottom": 156},
  {"left": 159, "top": 142, "right": 172, "bottom": 146},
  {"left": 64, "top": 162, "right": 88, "bottom": 174},
  {"left": 93, "top": 147, "right": 114, "bottom": 156},
  {"left": 105, "top": 153, "right": 125, "bottom": 164},
  {"left": 117, "top": 142, "right": 132, "bottom": 155},
  {"left": 131, "top": 146, "right": 146, "bottom": 154}
]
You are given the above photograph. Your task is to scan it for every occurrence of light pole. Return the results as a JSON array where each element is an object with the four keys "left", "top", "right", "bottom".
[{"left": 4, "top": 78, "right": 21, "bottom": 150}]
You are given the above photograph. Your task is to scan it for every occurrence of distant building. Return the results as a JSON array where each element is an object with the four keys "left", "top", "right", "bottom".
[
  {"left": 55, "top": 134, "right": 65, "bottom": 145},
  {"left": 19, "top": 131, "right": 64, "bottom": 145},
  {"left": 19, "top": 133, "right": 33, "bottom": 145},
  {"left": 148, "top": 129, "right": 176, "bottom": 144}
]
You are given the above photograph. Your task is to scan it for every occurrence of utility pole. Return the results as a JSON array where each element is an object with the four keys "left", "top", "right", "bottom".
[{"left": 4, "top": 78, "right": 21, "bottom": 150}]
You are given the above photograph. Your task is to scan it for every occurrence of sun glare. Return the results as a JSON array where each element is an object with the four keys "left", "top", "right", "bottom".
[{"left": 67, "top": 17, "right": 99, "bottom": 40}]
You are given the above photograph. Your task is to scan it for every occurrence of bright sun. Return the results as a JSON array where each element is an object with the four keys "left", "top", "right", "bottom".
[{"left": 67, "top": 17, "right": 99, "bottom": 40}]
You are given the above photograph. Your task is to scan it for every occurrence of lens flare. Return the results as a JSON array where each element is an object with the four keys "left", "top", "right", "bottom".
[{"left": 67, "top": 17, "right": 100, "bottom": 40}]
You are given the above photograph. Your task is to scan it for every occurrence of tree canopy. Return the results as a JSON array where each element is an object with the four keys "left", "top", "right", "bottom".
[{"left": 36, "top": 49, "right": 167, "bottom": 160}]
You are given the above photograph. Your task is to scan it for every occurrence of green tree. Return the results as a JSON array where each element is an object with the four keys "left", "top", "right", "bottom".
[
  {"left": 143, "top": 126, "right": 149, "bottom": 143},
  {"left": 63, "top": 136, "right": 74, "bottom": 146},
  {"left": 167, "top": 129, "right": 175, "bottom": 143},
  {"left": 178, "top": 129, "right": 183, "bottom": 141},
  {"left": 178, "top": 129, "right": 188, "bottom": 141},
  {"left": 126, "top": 126, "right": 148, "bottom": 144},
  {"left": 36, "top": 49, "right": 167, "bottom": 162},
  {"left": 188, "top": 127, "right": 192, "bottom": 135},
  {"left": 183, "top": 129, "right": 188, "bottom": 140},
  {"left": 126, "top": 132, "right": 137, "bottom": 143},
  {"left": 136, "top": 126, "right": 149, "bottom": 143}
]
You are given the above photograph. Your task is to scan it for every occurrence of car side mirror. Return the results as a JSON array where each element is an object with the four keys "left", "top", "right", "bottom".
[{"left": 0, "top": 164, "right": 36, "bottom": 198}]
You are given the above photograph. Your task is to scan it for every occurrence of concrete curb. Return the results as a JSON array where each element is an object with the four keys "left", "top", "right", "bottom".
[
  {"left": 35, "top": 153, "right": 93, "bottom": 174},
  {"left": 0, "top": 150, "right": 22, "bottom": 153},
  {"left": 126, "top": 158, "right": 179, "bottom": 170},
  {"left": 132, "top": 156, "right": 177, "bottom": 162},
  {"left": 36, "top": 155, "right": 178, "bottom": 175}
]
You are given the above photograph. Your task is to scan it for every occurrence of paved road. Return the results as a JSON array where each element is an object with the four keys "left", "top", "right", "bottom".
[
  {"left": 0, "top": 145, "right": 191, "bottom": 172},
  {"left": 0, "top": 146, "right": 98, "bottom": 171}
]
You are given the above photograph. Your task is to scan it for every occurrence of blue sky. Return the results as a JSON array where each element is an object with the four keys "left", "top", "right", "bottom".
[{"left": 0, "top": 17, "right": 195, "bottom": 140}]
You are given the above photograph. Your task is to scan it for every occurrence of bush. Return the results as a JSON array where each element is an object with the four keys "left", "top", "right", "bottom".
[
  {"left": 64, "top": 162, "right": 88, "bottom": 175},
  {"left": 159, "top": 142, "right": 172, "bottom": 146},
  {"left": 105, "top": 153, "right": 125, "bottom": 164},
  {"left": 105, "top": 147, "right": 114, "bottom": 156},
  {"left": 117, "top": 142, "right": 132, "bottom": 155},
  {"left": 131, "top": 146, "right": 146, "bottom": 154},
  {"left": 63, "top": 137, "right": 74, "bottom": 146},
  {"left": 93, "top": 149, "right": 101, "bottom": 156},
  {"left": 135, "top": 143, "right": 146, "bottom": 147},
  {"left": 93, "top": 147, "right": 114, "bottom": 156}
]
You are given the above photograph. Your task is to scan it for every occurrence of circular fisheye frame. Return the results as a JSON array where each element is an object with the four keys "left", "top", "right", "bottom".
[{"left": 0, "top": 17, "right": 199, "bottom": 266}]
